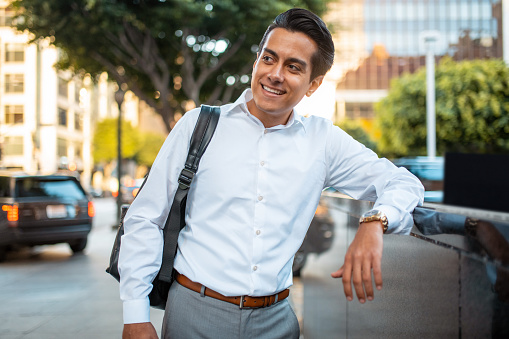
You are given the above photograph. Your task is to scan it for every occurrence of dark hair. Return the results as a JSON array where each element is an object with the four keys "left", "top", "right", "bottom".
[{"left": 258, "top": 8, "right": 334, "bottom": 81}]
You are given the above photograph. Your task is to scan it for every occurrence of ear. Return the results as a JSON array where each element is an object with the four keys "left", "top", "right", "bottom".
[
  {"left": 306, "top": 75, "right": 324, "bottom": 97},
  {"left": 253, "top": 52, "right": 260, "bottom": 70}
]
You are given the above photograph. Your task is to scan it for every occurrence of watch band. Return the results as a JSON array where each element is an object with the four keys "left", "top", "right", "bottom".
[{"left": 360, "top": 210, "right": 389, "bottom": 233}]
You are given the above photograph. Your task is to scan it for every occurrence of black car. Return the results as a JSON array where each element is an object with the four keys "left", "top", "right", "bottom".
[{"left": 0, "top": 172, "right": 94, "bottom": 261}]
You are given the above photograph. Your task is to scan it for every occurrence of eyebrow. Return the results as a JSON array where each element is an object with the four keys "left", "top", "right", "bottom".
[{"left": 263, "top": 47, "right": 308, "bottom": 70}]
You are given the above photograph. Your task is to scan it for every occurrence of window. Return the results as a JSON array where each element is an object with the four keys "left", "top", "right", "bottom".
[
  {"left": 74, "top": 112, "right": 82, "bottom": 130},
  {"left": 3, "top": 136, "right": 23, "bottom": 156},
  {"left": 58, "top": 77, "right": 68, "bottom": 97},
  {"left": 75, "top": 143, "right": 82, "bottom": 157},
  {"left": 5, "top": 44, "right": 24, "bottom": 62},
  {"left": 0, "top": 7, "right": 15, "bottom": 27},
  {"left": 75, "top": 85, "right": 81, "bottom": 103},
  {"left": 58, "top": 108, "right": 67, "bottom": 127},
  {"left": 15, "top": 178, "right": 86, "bottom": 199},
  {"left": 345, "top": 103, "right": 375, "bottom": 119},
  {"left": 5, "top": 105, "right": 24, "bottom": 124},
  {"left": 57, "top": 138, "right": 67, "bottom": 157},
  {"left": 5, "top": 74, "right": 24, "bottom": 93},
  {"left": 0, "top": 177, "right": 11, "bottom": 197}
]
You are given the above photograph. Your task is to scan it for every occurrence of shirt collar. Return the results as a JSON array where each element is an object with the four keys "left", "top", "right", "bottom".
[{"left": 230, "top": 89, "right": 306, "bottom": 132}]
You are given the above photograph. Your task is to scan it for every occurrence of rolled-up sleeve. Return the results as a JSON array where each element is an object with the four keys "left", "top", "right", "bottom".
[{"left": 325, "top": 124, "right": 424, "bottom": 234}]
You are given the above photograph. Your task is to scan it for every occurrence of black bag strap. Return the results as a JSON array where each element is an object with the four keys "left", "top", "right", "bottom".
[{"left": 159, "top": 105, "right": 220, "bottom": 282}]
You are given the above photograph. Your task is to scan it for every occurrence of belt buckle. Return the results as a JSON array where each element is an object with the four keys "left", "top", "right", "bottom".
[{"left": 239, "top": 296, "right": 246, "bottom": 309}]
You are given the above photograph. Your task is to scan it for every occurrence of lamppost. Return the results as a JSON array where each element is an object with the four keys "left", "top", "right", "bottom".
[
  {"left": 421, "top": 31, "right": 440, "bottom": 159},
  {"left": 114, "top": 86, "right": 125, "bottom": 225}
]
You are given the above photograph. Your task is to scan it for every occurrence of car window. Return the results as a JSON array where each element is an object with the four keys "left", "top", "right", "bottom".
[
  {"left": 15, "top": 178, "right": 86, "bottom": 199},
  {"left": 0, "top": 177, "right": 11, "bottom": 197}
]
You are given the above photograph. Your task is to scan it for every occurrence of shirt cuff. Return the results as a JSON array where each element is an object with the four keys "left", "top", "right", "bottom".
[
  {"left": 376, "top": 205, "right": 403, "bottom": 234},
  {"left": 123, "top": 298, "right": 151, "bottom": 324}
]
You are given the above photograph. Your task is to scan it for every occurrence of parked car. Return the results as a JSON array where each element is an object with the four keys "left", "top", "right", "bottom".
[
  {"left": 0, "top": 172, "right": 95, "bottom": 261},
  {"left": 392, "top": 156, "right": 444, "bottom": 203},
  {"left": 119, "top": 178, "right": 144, "bottom": 204},
  {"left": 293, "top": 197, "right": 335, "bottom": 276}
]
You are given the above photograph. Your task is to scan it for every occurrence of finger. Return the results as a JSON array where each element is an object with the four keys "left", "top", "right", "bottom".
[
  {"left": 372, "top": 256, "right": 383, "bottom": 291},
  {"left": 331, "top": 265, "right": 344, "bottom": 278},
  {"left": 363, "top": 259, "right": 374, "bottom": 301},
  {"left": 341, "top": 260, "right": 353, "bottom": 301},
  {"left": 352, "top": 259, "right": 366, "bottom": 303}
]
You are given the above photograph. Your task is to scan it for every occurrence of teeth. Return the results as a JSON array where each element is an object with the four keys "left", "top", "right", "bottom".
[{"left": 262, "top": 85, "right": 284, "bottom": 95}]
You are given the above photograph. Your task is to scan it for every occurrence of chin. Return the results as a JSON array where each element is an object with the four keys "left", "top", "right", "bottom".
[{"left": 255, "top": 102, "right": 284, "bottom": 115}]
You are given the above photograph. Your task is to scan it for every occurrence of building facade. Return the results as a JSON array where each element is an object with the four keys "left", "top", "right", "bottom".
[
  {"left": 325, "top": 0, "right": 507, "bottom": 134},
  {"left": 0, "top": 1, "right": 95, "bottom": 187},
  {"left": 0, "top": 1, "right": 166, "bottom": 191}
]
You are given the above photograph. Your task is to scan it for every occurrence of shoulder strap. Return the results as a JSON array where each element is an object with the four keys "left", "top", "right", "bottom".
[{"left": 159, "top": 105, "right": 220, "bottom": 282}]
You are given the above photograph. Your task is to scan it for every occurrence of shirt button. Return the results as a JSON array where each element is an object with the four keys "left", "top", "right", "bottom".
[
  {"left": 253, "top": 266, "right": 258, "bottom": 271},
  {"left": 264, "top": 130, "right": 268, "bottom": 134},
  {"left": 260, "top": 161, "right": 265, "bottom": 166},
  {"left": 256, "top": 230, "right": 261, "bottom": 235},
  {"left": 257, "top": 195, "right": 263, "bottom": 201}
]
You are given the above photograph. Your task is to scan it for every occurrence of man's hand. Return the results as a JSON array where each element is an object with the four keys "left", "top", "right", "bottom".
[
  {"left": 331, "top": 221, "right": 384, "bottom": 303},
  {"left": 123, "top": 322, "right": 158, "bottom": 339}
]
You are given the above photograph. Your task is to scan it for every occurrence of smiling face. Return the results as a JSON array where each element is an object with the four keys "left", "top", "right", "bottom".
[{"left": 247, "top": 28, "right": 324, "bottom": 128}]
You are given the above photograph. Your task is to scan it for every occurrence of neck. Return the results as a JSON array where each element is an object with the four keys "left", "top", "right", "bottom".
[{"left": 246, "top": 99, "right": 293, "bottom": 128}]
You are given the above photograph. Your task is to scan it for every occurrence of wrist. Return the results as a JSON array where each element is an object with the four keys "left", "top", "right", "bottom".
[
  {"left": 359, "top": 220, "right": 384, "bottom": 234},
  {"left": 360, "top": 209, "right": 388, "bottom": 233}
]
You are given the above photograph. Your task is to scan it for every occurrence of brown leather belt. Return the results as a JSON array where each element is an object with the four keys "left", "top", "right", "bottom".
[{"left": 175, "top": 273, "right": 289, "bottom": 309}]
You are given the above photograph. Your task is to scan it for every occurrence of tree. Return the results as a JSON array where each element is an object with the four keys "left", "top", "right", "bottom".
[
  {"left": 13, "top": 0, "right": 329, "bottom": 132},
  {"left": 375, "top": 58, "right": 509, "bottom": 158},
  {"left": 93, "top": 118, "right": 165, "bottom": 167},
  {"left": 93, "top": 118, "right": 141, "bottom": 163},
  {"left": 136, "top": 131, "right": 166, "bottom": 168},
  {"left": 337, "top": 120, "right": 377, "bottom": 152}
]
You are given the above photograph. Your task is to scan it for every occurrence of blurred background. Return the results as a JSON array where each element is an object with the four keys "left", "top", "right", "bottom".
[
  {"left": 0, "top": 0, "right": 506, "bottom": 199},
  {"left": 0, "top": 1, "right": 508, "bottom": 338}
]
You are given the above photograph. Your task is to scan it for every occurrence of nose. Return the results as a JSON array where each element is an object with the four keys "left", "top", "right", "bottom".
[{"left": 268, "top": 64, "right": 284, "bottom": 83}]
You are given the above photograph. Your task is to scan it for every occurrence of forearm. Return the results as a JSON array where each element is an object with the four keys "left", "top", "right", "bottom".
[
  {"left": 119, "top": 215, "right": 164, "bottom": 323},
  {"left": 326, "top": 126, "right": 424, "bottom": 234}
]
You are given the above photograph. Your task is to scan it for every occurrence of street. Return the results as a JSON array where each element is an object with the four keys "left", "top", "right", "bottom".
[
  {"left": 0, "top": 198, "right": 165, "bottom": 338},
  {"left": 0, "top": 198, "right": 305, "bottom": 339}
]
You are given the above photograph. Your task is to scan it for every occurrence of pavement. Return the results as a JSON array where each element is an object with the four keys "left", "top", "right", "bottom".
[
  {"left": 0, "top": 198, "right": 146, "bottom": 338},
  {"left": 0, "top": 198, "right": 304, "bottom": 338}
]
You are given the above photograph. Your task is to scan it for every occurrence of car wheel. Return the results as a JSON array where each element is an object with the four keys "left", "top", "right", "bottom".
[
  {"left": 69, "top": 237, "right": 88, "bottom": 253},
  {"left": 293, "top": 249, "right": 307, "bottom": 277}
]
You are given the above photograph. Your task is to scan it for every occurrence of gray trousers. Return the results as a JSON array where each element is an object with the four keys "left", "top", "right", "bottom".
[{"left": 161, "top": 281, "right": 300, "bottom": 339}]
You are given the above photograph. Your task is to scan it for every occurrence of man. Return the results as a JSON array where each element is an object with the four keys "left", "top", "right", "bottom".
[{"left": 119, "top": 8, "right": 424, "bottom": 339}]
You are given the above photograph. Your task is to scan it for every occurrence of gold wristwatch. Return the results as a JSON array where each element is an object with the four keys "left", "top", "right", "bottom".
[{"left": 359, "top": 209, "right": 389, "bottom": 233}]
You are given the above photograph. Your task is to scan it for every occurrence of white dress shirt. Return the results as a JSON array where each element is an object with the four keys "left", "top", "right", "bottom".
[{"left": 118, "top": 89, "right": 424, "bottom": 323}]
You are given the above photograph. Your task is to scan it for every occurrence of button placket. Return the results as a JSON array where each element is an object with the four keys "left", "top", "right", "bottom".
[{"left": 251, "top": 127, "right": 268, "bottom": 275}]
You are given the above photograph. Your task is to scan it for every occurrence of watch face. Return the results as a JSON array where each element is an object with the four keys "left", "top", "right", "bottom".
[{"left": 364, "top": 209, "right": 380, "bottom": 217}]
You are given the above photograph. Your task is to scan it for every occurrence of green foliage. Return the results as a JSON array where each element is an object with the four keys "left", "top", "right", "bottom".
[
  {"left": 93, "top": 118, "right": 165, "bottom": 167},
  {"left": 136, "top": 132, "right": 166, "bottom": 167},
  {"left": 13, "top": 0, "right": 331, "bottom": 132},
  {"left": 376, "top": 58, "right": 509, "bottom": 157},
  {"left": 92, "top": 118, "right": 141, "bottom": 162},
  {"left": 336, "top": 120, "right": 377, "bottom": 152}
]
